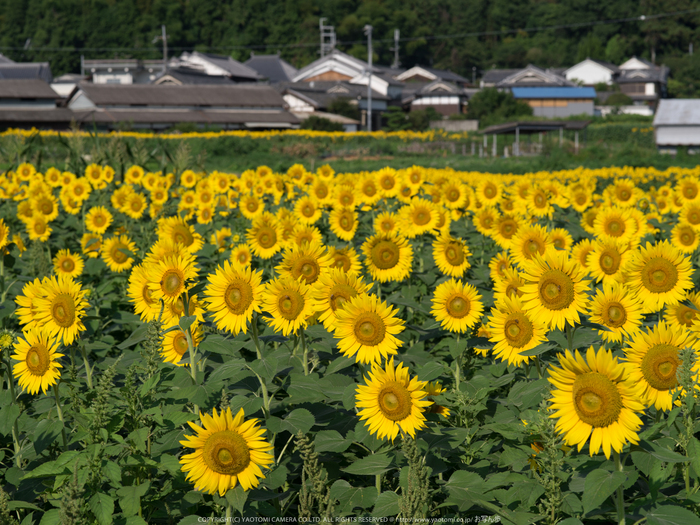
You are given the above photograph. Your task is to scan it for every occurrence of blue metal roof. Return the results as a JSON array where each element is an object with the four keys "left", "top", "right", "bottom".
[{"left": 511, "top": 87, "right": 596, "bottom": 99}]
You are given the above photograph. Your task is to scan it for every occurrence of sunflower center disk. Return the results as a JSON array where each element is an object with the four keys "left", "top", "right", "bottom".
[
  {"left": 526, "top": 238, "right": 543, "bottom": 256},
  {"left": 162, "top": 271, "right": 183, "bottom": 296},
  {"left": 378, "top": 381, "right": 412, "bottom": 422},
  {"left": 600, "top": 251, "right": 620, "bottom": 274},
  {"left": 257, "top": 227, "right": 276, "bottom": 249},
  {"left": 172, "top": 225, "right": 194, "bottom": 246},
  {"left": 333, "top": 254, "right": 351, "bottom": 272},
  {"left": 446, "top": 294, "right": 471, "bottom": 319},
  {"left": 329, "top": 285, "right": 356, "bottom": 312},
  {"left": 641, "top": 257, "right": 678, "bottom": 293},
  {"left": 202, "top": 430, "right": 251, "bottom": 475},
  {"left": 641, "top": 344, "right": 680, "bottom": 391},
  {"left": 371, "top": 240, "right": 400, "bottom": 270},
  {"left": 504, "top": 313, "right": 534, "bottom": 348},
  {"left": 605, "top": 218, "right": 625, "bottom": 236},
  {"left": 339, "top": 213, "right": 354, "bottom": 231},
  {"left": 604, "top": 302, "right": 627, "bottom": 327},
  {"left": 26, "top": 345, "right": 50, "bottom": 375},
  {"left": 292, "top": 258, "right": 320, "bottom": 284},
  {"left": 62, "top": 259, "right": 75, "bottom": 272},
  {"left": 538, "top": 269, "right": 575, "bottom": 311},
  {"left": 677, "top": 306, "right": 697, "bottom": 326},
  {"left": 413, "top": 209, "right": 430, "bottom": 226},
  {"left": 224, "top": 281, "right": 253, "bottom": 314},
  {"left": 444, "top": 243, "right": 464, "bottom": 266},
  {"left": 111, "top": 245, "right": 128, "bottom": 264},
  {"left": 278, "top": 291, "right": 304, "bottom": 320},
  {"left": 142, "top": 284, "right": 154, "bottom": 305},
  {"left": 572, "top": 372, "right": 623, "bottom": 427},
  {"left": 680, "top": 228, "right": 695, "bottom": 246},
  {"left": 173, "top": 333, "right": 189, "bottom": 357},
  {"left": 500, "top": 220, "right": 517, "bottom": 238},
  {"left": 51, "top": 294, "right": 76, "bottom": 327},
  {"left": 353, "top": 312, "right": 386, "bottom": 346}
]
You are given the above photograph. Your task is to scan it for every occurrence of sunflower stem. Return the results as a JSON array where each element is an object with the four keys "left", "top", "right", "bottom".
[
  {"left": 225, "top": 500, "right": 232, "bottom": 519},
  {"left": 251, "top": 314, "right": 263, "bottom": 360},
  {"left": 534, "top": 356, "right": 542, "bottom": 379},
  {"left": 565, "top": 324, "right": 574, "bottom": 351},
  {"left": 613, "top": 451, "right": 625, "bottom": 525},
  {"left": 453, "top": 334, "right": 462, "bottom": 390},
  {"left": 53, "top": 383, "right": 68, "bottom": 451},
  {"left": 375, "top": 473, "right": 382, "bottom": 493},
  {"left": 300, "top": 330, "right": 309, "bottom": 376},
  {"left": 79, "top": 344, "right": 93, "bottom": 389},
  {"left": 5, "top": 357, "right": 22, "bottom": 467}
]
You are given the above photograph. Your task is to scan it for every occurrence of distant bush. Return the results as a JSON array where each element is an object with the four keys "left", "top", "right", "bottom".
[{"left": 300, "top": 115, "right": 344, "bottom": 132}]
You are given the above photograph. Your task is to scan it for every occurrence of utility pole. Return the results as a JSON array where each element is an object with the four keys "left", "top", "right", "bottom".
[
  {"left": 161, "top": 25, "right": 168, "bottom": 70},
  {"left": 472, "top": 66, "right": 476, "bottom": 86},
  {"left": 364, "top": 25, "right": 373, "bottom": 131},
  {"left": 391, "top": 29, "right": 400, "bottom": 69},
  {"left": 319, "top": 18, "right": 336, "bottom": 57}
]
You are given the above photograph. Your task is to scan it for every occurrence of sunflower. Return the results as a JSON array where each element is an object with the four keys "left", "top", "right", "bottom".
[
  {"left": 587, "top": 282, "right": 643, "bottom": 343},
  {"left": 124, "top": 193, "right": 147, "bottom": 219},
  {"left": 520, "top": 251, "right": 590, "bottom": 331},
  {"left": 510, "top": 224, "right": 551, "bottom": 267},
  {"left": 377, "top": 168, "right": 399, "bottom": 198},
  {"left": 26, "top": 217, "right": 51, "bottom": 242},
  {"left": 0, "top": 218, "right": 9, "bottom": 251},
  {"left": 476, "top": 179, "right": 503, "bottom": 207},
  {"left": 314, "top": 269, "right": 372, "bottom": 331},
  {"left": 622, "top": 240, "right": 694, "bottom": 313},
  {"left": 329, "top": 207, "right": 358, "bottom": 241},
  {"left": 161, "top": 322, "right": 203, "bottom": 366},
  {"left": 527, "top": 186, "right": 553, "bottom": 219},
  {"left": 549, "top": 228, "right": 574, "bottom": 252},
  {"left": 492, "top": 214, "right": 522, "bottom": 248},
  {"left": 671, "top": 222, "right": 700, "bottom": 254},
  {"left": 355, "top": 357, "right": 431, "bottom": 441},
  {"left": 84, "top": 206, "right": 113, "bottom": 235},
  {"left": 15, "top": 278, "right": 44, "bottom": 331},
  {"left": 587, "top": 240, "right": 631, "bottom": 285},
  {"left": 262, "top": 276, "right": 317, "bottom": 336},
  {"left": 326, "top": 245, "right": 362, "bottom": 275},
  {"left": 397, "top": 198, "right": 440, "bottom": 238},
  {"left": 179, "top": 407, "right": 274, "bottom": 495},
  {"left": 489, "top": 252, "right": 513, "bottom": 283},
  {"left": 127, "top": 265, "right": 161, "bottom": 322},
  {"left": 432, "top": 235, "right": 471, "bottom": 278},
  {"left": 357, "top": 175, "right": 381, "bottom": 206},
  {"left": 239, "top": 195, "right": 264, "bottom": 220},
  {"left": 593, "top": 207, "right": 635, "bottom": 245},
  {"left": 473, "top": 207, "right": 500, "bottom": 236},
  {"left": 197, "top": 204, "right": 214, "bottom": 225},
  {"left": 275, "top": 242, "right": 332, "bottom": 286},
  {"left": 230, "top": 244, "right": 252, "bottom": 269},
  {"left": 161, "top": 293, "right": 205, "bottom": 329},
  {"left": 679, "top": 201, "right": 700, "bottom": 227},
  {"left": 16, "top": 162, "right": 36, "bottom": 181},
  {"left": 625, "top": 323, "right": 700, "bottom": 411},
  {"left": 31, "top": 194, "right": 59, "bottom": 222},
  {"left": 203, "top": 262, "right": 264, "bottom": 335},
  {"left": 333, "top": 294, "right": 404, "bottom": 364},
  {"left": 361, "top": 233, "right": 413, "bottom": 283},
  {"left": 147, "top": 254, "right": 198, "bottom": 306},
  {"left": 11, "top": 328, "right": 63, "bottom": 395},
  {"left": 157, "top": 217, "right": 204, "bottom": 254},
  {"left": 431, "top": 278, "right": 484, "bottom": 333},
  {"left": 246, "top": 216, "right": 282, "bottom": 259},
  {"left": 676, "top": 176, "right": 700, "bottom": 204},
  {"left": 53, "top": 249, "right": 84, "bottom": 279},
  {"left": 664, "top": 291, "right": 700, "bottom": 331},
  {"left": 101, "top": 235, "right": 137, "bottom": 273},
  {"left": 570, "top": 239, "right": 596, "bottom": 272},
  {"left": 33, "top": 275, "right": 88, "bottom": 345},
  {"left": 68, "top": 178, "right": 92, "bottom": 202},
  {"left": 487, "top": 295, "right": 548, "bottom": 366},
  {"left": 548, "top": 346, "right": 645, "bottom": 458},
  {"left": 333, "top": 186, "right": 357, "bottom": 209},
  {"left": 374, "top": 212, "right": 399, "bottom": 235},
  {"left": 493, "top": 268, "right": 526, "bottom": 302},
  {"left": 294, "top": 196, "right": 322, "bottom": 225}
]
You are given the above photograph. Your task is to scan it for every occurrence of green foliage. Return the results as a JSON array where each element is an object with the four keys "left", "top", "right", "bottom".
[
  {"left": 300, "top": 116, "right": 345, "bottom": 132},
  {"left": 467, "top": 88, "right": 533, "bottom": 126},
  {"left": 384, "top": 107, "right": 411, "bottom": 131},
  {"left": 327, "top": 98, "right": 361, "bottom": 121},
  {"left": 605, "top": 92, "right": 634, "bottom": 106},
  {"left": 399, "top": 436, "right": 430, "bottom": 521}
]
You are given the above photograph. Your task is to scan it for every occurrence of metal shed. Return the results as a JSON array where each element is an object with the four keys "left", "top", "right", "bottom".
[
  {"left": 654, "top": 99, "right": 700, "bottom": 151},
  {"left": 481, "top": 120, "right": 590, "bottom": 156}
]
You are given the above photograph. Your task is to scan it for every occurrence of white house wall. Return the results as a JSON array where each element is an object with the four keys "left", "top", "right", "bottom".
[
  {"left": 283, "top": 94, "right": 314, "bottom": 112},
  {"left": 565, "top": 62, "right": 613, "bottom": 85},
  {"left": 656, "top": 126, "right": 700, "bottom": 146},
  {"left": 413, "top": 96, "right": 460, "bottom": 105},
  {"left": 68, "top": 91, "right": 96, "bottom": 110}
]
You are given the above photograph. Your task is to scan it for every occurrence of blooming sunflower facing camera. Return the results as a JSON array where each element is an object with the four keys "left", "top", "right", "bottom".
[
  {"left": 179, "top": 407, "right": 274, "bottom": 495},
  {"left": 432, "top": 235, "right": 471, "bottom": 278},
  {"left": 431, "top": 278, "right": 483, "bottom": 334},
  {"left": 33, "top": 275, "right": 88, "bottom": 345},
  {"left": 52, "top": 249, "right": 84, "bottom": 279},
  {"left": 622, "top": 240, "right": 693, "bottom": 313},
  {"left": 101, "top": 235, "right": 137, "bottom": 273},
  {"left": 520, "top": 251, "right": 590, "bottom": 331},
  {"left": 587, "top": 282, "right": 643, "bottom": 343},
  {"left": 333, "top": 294, "right": 404, "bottom": 364},
  {"left": 147, "top": 253, "right": 198, "bottom": 306},
  {"left": 355, "top": 357, "right": 431, "bottom": 441},
  {"left": 548, "top": 346, "right": 645, "bottom": 459},
  {"left": 625, "top": 322, "right": 700, "bottom": 411},
  {"left": 314, "top": 268, "right": 372, "bottom": 331},
  {"left": 487, "top": 295, "right": 548, "bottom": 366},
  {"left": 203, "top": 262, "right": 264, "bottom": 335},
  {"left": 361, "top": 232, "right": 413, "bottom": 283},
  {"left": 262, "top": 276, "right": 316, "bottom": 336},
  {"left": 11, "top": 328, "right": 63, "bottom": 395}
]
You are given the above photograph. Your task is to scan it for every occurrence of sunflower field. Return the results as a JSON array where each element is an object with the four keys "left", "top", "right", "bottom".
[{"left": 2, "top": 160, "right": 700, "bottom": 525}]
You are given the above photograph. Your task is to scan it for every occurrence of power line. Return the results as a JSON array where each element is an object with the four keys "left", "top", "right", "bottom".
[{"left": 1, "top": 7, "right": 698, "bottom": 54}]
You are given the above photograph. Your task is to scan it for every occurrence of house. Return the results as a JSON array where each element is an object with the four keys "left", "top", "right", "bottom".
[
  {"left": 292, "top": 49, "right": 371, "bottom": 83},
  {"left": 564, "top": 58, "right": 619, "bottom": 86},
  {"left": 0, "top": 61, "right": 53, "bottom": 83},
  {"left": 395, "top": 66, "right": 468, "bottom": 86},
  {"left": 616, "top": 56, "right": 668, "bottom": 106},
  {"left": 51, "top": 74, "right": 87, "bottom": 97},
  {"left": 481, "top": 65, "right": 573, "bottom": 89},
  {"left": 653, "top": 99, "right": 700, "bottom": 152},
  {"left": 81, "top": 58, "right": 165, "bottom": 84},
  {"left": 172, "top": 51, "right": 263, "bottom": 82},
  {"left": 404, "top": 80, "right": 477, "bottom": 117},
  {"left": 244, "top": 53, "right": 298, "bottom": 83},
  {"left": 0, "top": 79, "right": 72, "bottom": 129},
  {"left": 511, "top": 87, "right": 596, "bottom": 118},
  {"left": 67, "top": 83, "right": 298, "bottom": 131},
  {"left": 280, "top": 81, "right": 388, "bottom": 130},
  {"left": 153, "top": 67, "right": 235, "bottom": 86}
]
